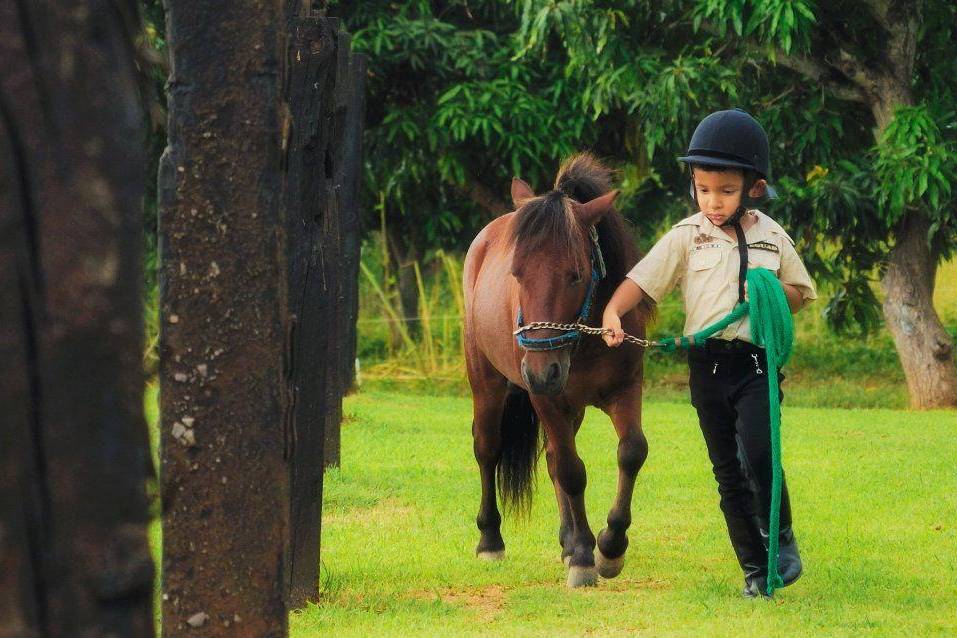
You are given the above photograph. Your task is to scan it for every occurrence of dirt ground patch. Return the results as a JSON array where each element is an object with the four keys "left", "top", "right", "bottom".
[{"left": 407, "top": 584, "right": 508, "bottom": 621}]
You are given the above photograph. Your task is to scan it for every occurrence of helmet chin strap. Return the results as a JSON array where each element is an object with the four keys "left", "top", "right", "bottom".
[
  {"left": 717, "top": 205, "right": 748, "bottom": 228},
  {"left": 728, "top": 214, "right": 749, "bottom": 303}
]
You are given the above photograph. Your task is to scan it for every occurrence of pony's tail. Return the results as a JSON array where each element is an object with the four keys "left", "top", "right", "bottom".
[
  {"left": 497, "top": 383, "right": 541, "bottom": 516},
  {"left": 554, "top": 151, "right": 615, "bottom": 202}
]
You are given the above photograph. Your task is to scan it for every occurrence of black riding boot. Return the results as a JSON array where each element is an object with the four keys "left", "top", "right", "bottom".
[
  {"left": 724, "top": 513, "right": 771, "bottom": 598},
  {"left": 760, "top": 523, "right": 803, "bottom": 586}
]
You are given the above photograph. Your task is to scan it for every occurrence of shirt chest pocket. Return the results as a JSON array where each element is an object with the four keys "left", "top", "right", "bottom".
[
  {"left": 688, "top": 248, "right": 722, "bottom": 271},
  {"left": 747, "top": 247, "right": 781, "bottom": 273}
]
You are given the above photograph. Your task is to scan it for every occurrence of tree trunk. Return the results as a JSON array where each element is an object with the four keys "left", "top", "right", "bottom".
[
  {"left": 881, "top": 214, "right": 957, "bottom": 408},
  {"left": 871, "top": 3, "right": 957, "bottom": 408},
  {"left": 0, "top": 2, "right": 154, "bottom": 634},
  {"left": 387, "top": 228, "right": 421, "bottom": 337}
]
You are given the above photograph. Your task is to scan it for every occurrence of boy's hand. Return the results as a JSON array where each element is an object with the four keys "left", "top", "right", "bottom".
[{"left": 602, "top": 311, "right": 625, "bottom": 347}]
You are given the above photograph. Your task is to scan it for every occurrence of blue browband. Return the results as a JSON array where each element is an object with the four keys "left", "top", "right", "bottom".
[{"left": 515, "top": 233, "right": 605, "bottom": 351}]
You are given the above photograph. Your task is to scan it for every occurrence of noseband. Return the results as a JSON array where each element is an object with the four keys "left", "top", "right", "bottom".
[{"left": 514, "top": 227, "right": 606, "bottom": 351}]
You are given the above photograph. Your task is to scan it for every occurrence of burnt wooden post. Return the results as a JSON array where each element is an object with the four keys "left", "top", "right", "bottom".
[
  {"left": 282, "top": 11, "right": 365, "bottom": 604},
  {"left": 322, "top": 19, "right": 366, "bottom": 470},
  {"left": 283, "top": 9, "right": 336, "bottom": 607},
  {"left": 159, "top": 1, "right": 290, "bottom": 634},
  {"left": 0, "top": 2, "right": 154, "bottom": 635},
  {"left": 339, "top": 52, "right": 366, "bottom": 399}
]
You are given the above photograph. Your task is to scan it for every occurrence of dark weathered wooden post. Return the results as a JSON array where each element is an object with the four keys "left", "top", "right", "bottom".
[
  {"left": 282, "top": 9, "right": 336, "bottom": 607},
  {"left": 0, "top": 2, "right": 154, "bottom": 635},
  {"left": 339, "top": 52, "right": 367, "bottom": 399},
  {"left": 322, "top": 19, "right": 366, "bottom": 470},
  {"left": 281, "top": 10, "right": 365, "bottom": 604},
  {"left": 159, "top": 1, "right": 290, "bottom": 634},
  {"left": 320, "top": 18, "right": 346, "bottom": 470}
]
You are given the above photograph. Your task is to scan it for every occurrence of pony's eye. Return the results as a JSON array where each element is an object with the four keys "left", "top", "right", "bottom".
[{"left": 569, "top": 272, "right": 583, "bottom": 285}]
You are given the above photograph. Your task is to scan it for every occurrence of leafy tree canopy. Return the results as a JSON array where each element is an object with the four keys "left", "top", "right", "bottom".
[{"left": 334, "top": 0, "right": 957, "bottom": 337}]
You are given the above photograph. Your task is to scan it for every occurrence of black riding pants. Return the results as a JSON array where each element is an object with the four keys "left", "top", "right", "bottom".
[{"left": 688, "top": 339, "right": 792, "bottom": 528}]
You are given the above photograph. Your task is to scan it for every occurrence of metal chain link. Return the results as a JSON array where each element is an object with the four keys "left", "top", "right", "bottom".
[{"left": 513, "top": 321, "right": 661, "bottom": 348}]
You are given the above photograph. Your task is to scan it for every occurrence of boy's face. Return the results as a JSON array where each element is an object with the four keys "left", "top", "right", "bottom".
[{"left": 692, "top": 168, "right": 766, "bottom": 226}]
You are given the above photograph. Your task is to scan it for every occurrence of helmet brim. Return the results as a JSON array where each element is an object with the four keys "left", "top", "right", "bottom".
[
  {"left": 678, "top": 154, "right": 758, "bottom": 172},
  {"left": 680, "top": 155, "right": 779, "bottom": 201}
]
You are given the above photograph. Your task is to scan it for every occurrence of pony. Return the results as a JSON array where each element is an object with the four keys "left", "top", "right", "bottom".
[{"left": 463, "top": 152, "right": 653, "bottom": 587}]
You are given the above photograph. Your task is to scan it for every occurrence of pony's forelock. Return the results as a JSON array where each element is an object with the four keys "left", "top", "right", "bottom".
[{"left": 509, "top": 191, "right": 589, "bottom": 275}]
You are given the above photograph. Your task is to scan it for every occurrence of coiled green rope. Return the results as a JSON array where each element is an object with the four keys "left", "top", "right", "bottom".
[{"left": 656, "top": 267, "right": 793, "bottom": 595}]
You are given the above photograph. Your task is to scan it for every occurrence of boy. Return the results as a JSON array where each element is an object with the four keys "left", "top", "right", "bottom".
[{"left": 602, "top": 108, "right": 817, "bottom": 597}]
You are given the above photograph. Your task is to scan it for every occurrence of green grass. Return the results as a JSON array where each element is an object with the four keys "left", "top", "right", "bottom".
[{"left": 289, "top": 391, "right": 957, "bottom": 637}]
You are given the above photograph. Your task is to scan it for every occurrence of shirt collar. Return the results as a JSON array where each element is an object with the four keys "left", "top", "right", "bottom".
[{"left": 695, "top": 209, "right": 772, "bottom": 245}]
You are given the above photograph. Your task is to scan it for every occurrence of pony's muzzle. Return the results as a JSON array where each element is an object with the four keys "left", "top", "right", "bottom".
[{"left": 521, "top": 352, "right": 570, "bottom": 395}]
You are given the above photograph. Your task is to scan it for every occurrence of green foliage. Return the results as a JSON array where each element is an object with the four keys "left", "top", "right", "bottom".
[
  {"left": 335, "top": 1, "right": 957, "bottom": 337},
  {"left": 692, "top": 0, "right": 816, "bottom": 53},
  {"left": 873, "top": 104, "right": 957, "bottom": 243}
]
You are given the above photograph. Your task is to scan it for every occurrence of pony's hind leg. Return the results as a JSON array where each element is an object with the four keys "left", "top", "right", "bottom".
[
  {"left": 596, "top": 389, "right": 648, "bottom": 579},
  {"left": 468, "top": 351, "right": 509, "bottom": 560},
  {"left": 473, "top": 391, "right": 507, "bottom": 560}
]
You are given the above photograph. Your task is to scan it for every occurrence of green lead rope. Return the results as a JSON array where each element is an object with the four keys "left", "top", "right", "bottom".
[{"left": 655, "top": 268, "right": 793, "bottom": 596}]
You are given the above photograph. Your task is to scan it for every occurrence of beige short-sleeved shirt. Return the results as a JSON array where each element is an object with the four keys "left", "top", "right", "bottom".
[{"left": 626, "top": 210, "right": 817, "bottom": 343}]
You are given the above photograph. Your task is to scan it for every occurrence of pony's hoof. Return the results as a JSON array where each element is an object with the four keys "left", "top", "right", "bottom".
[
  {"left": 566, "top": 565, "right": 598, "bottom": 588},
  {"left": 596, "top": 550, "right": 625, "bottom": 579},
  {"left": 477, "top": 549, "right": 505, "bottom": 561}
]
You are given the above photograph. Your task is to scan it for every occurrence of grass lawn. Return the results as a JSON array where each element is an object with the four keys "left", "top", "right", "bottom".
[{"left": 290, "top": 391, "right": 957, "bottom": 637}]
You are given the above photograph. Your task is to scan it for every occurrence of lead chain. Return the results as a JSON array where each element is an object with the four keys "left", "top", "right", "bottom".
[{"left": 514, "top": 321, "right": 660, "bottom": 349}]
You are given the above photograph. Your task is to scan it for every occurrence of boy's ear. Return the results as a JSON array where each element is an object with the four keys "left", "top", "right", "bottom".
[
  {"left": 575, "top": 189, "right": 620, "bottom": 227},
  {"left": 511, "top": 177, "right": 535, "bottom": 207},
  {"left": 749, "top": 179, "right": 767, "bottom": 199}
]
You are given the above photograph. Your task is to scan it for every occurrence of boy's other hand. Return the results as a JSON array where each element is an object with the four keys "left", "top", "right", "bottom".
[{"left": 602, "top": 312, "right": 624, "bottom": 347}]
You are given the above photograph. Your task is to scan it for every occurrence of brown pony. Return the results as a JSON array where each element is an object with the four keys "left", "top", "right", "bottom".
[{"left": 463, "top": 153, "right": 653, "bottom": 587}]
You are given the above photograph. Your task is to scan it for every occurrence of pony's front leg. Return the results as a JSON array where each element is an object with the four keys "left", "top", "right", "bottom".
[
  {"left": 545, "top": 408, "right": 584, "bottom": 567},
  {"left": 596, "top": 388, "right": 648, "bottom": 578},
  {"left": 537, "top": 401, "right": 597, "bottom": 588}
]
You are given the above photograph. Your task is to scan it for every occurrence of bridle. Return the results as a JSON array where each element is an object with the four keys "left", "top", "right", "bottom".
[{"left": 513, "top": 227, "right": 606, "bottom": 351}]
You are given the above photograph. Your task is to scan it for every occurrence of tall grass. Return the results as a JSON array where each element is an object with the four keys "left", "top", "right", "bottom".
[
  {"left": 357, "top": 229, "right": 466, "bottom": 392},
  {"left": 356, "top": 246, "right": 957, "bottom": 408}
]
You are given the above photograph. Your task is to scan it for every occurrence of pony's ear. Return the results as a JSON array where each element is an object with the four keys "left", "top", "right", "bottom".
[
  {"left": 511, "top": 177, "right": 535, "bottom": 207},
  {"left": 575, "top": 189, "right": 620, "bottom": 226}
]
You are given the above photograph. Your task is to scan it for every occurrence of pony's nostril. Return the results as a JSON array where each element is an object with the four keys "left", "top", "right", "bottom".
[{"left": 547, "top": 363, "right": 561, "bottom": 382}]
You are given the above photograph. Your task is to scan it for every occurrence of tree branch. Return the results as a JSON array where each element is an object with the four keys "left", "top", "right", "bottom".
[
  {"left": 700, "top": 20, "right": 870, "bottom": 105},
  {"left": 453, "top": 175, "right": 510, "bottom": 217}
]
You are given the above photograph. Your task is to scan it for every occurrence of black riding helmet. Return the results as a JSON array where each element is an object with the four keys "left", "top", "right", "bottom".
[{"left": 678, "top": 108, "right": 777, "bottom": 226}]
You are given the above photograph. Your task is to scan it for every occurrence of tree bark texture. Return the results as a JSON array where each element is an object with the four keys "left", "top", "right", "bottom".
[
  {"left": 881, "top": 213, "right": 957, "bottom": 408},
  {"left": 0, "top": 2, "right": 154, "bottom": 635},
  {"left": 159, "top": 1, "right": 290, "bottom": 635}
]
